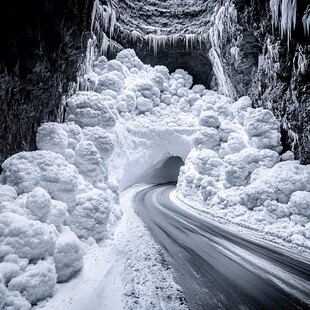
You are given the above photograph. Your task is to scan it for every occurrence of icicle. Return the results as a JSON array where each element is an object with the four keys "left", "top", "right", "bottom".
[
  {"left": 131, "top": 30, "right": 143, "bottom": 44},
  {"left": 185, "top": 34, "right": 196, "bottom": 51},
  {"left": 91, "top": 0, "right": 99, "bottom": 33},
  {"left": 269, "top": 0, "right": 297, "bottom": 46},
  {"left": 281, "top": 0, "right": 297, "bottom": 46},
  {"left": 208, "top": 48, "right": 235, "bottom": 98},
  {"left": 270, "top": 0, "right": 280, "bottom": 32},
  {"left": 172, "top": 34, "right": 179, "bottom": 47},
  {"left": 109, "top": 9, "right": 116, "bottom": 38},
  {"left": 146, "top": 34, "right": 168, "bottom": 56},
  {"left": 100, "top": 32, "right": 110, "bottom": 55},
  {"left": 302, "top": 6, "right": 310, "bottom": 36}
]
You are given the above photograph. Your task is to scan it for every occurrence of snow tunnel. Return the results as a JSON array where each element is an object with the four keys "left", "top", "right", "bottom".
[
  {"left": 118, "top": 155, "right": 186, "bottom": 191},
  {"left": 141, "top": 156, "right": 185, "bottom": 185}
]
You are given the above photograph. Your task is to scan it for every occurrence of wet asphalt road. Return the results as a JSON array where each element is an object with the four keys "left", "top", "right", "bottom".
[{"left": 133, "top": 184, "right": 310, "bottom": 310}]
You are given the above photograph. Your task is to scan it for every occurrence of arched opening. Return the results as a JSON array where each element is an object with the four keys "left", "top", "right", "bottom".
[
  {"left": 146, "top": 156, "right": 185, "bottom": 184},
  {"left": 129, "top": 156, "right": 185, "bottom": 186}
]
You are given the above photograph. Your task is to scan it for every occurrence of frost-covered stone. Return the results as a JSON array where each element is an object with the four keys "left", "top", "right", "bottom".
[
  {"left": 61, "top": 122, "right": 83, "bottom": 149},
  {"left": 117, "top": 90, "right": 137, "bottom": 111},
  {"left": 192, "top": 149, "right": 222, "bottom": 180},
  {"left": 0, "top": 212, "right": 57, "bottom": 260},
  {"left": 107, "top": 59, "right": 130, "bottom": 78},
  {"left": 0, "top": 280, "right": 6, "bottom": 309},
  {"left": 171, "top": 69, "right": 193, "bottom": 88},
  {"left": 66, "top": 91, "right": 116, "bottom": 129},
  {"left": 0, "top": 262, "right": 22, "bottom": 285},
  {"left": 244, "top": 108, "right": 282, "bottom": 152},
  {"left": 8, "top": 259, "right": 57, "bottom": 304},
  {"left": 46, "top": 200, "right": 68, "bottom": 228},
  {"left": 4, "top": 290, "right": 31, "bottom": 310},
  {"left": 154, "top": 65, "right": 170, "bottom": 81},
  {"left": 36, "top": 123, "right": 68, "bottom": 155},
  {"left": 93, "top": 55, "right": 108, "bottom": 75},
  {"left": 66, "top": 188, "right": 112, "bottom": 240},
  {"left": 224, "top": 160, "right": 250, "bottom": 188},
  {"left": 2, "top": 150, "right": 79, "bottom": 207},
  {"left": 218, "top": 120, "right": 238, "bottom": 142},
  {"left": 54, "top": 227, "right": 84, "bottom": 283},
  {"left": 191, "top": 84, "right": 206, "bottom": 94},
  {"left": 241, "top": 161, "right": 310, "bottom": 209}
]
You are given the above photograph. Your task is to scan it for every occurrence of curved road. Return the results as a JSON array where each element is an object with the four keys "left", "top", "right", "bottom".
[{"left": 133, "top": 184, "right": 310, "bottom": 310}]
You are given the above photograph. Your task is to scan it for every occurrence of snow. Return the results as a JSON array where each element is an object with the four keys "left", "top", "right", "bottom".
[
  {"left": 54, "top": 227, "right": 84, "bottom": 283},
  {"left": 8, "top": 259, "right": 57, "bottom": 304},
  {"left": 0, "top": 212, "right": 57, "bottom": 260},
  {"left": 36, "top": 184, "right": 187, "bottom": 310},
  {"left": 1, "top": 45, "right": 310, "bottom": 308}
]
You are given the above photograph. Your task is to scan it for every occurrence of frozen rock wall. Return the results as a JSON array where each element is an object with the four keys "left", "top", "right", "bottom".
[{"left": 0, "top": 0, "right": 94, "bottom": 167}]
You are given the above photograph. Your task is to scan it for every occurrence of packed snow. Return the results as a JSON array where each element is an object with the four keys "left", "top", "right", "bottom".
[{"left": 1, "top": 46, "right": 310, "bottom": 309}]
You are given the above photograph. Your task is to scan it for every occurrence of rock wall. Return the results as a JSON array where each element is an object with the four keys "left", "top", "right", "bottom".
[{"left": 0, "top": 0, "right": 94, "bottom": 167}]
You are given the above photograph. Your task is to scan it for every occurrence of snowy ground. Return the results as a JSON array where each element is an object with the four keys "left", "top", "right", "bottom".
[{"left": 36, "top": 184, "right": 188, "bottom": 310}]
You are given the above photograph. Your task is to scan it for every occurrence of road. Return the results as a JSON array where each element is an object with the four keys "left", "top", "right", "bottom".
[{"left": 133, "top": 184, "right": 310, "bottom": 310}]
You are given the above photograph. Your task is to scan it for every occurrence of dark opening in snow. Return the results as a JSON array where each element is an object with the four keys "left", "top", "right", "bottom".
[
  {"left": 143, "top": 156, "right": 185, "bottom": 185},
  {"left": 137, "top": 48, "right": 213, "bottom": 88}
]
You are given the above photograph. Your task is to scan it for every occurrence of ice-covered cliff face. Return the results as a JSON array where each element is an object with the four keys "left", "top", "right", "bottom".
[
  {"left": 95, "top": 0, "right": 310, "bottom": 164},
  {"left": 0, "top": 0, "right": 94, "bottom": 167}
]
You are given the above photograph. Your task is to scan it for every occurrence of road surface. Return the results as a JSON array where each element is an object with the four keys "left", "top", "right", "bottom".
[{"left": 133, "top": 184, "right": 310, "bottom": 310}]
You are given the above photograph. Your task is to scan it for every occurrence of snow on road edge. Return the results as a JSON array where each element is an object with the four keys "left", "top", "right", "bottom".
[
  {"left": 170, "top": 190, "right": 310, "bottom": 261},
  {"left": 38, "top": 183, "right": 188, "bottom": 310}
]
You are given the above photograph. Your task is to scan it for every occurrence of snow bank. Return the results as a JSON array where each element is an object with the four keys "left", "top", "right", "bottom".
[{"left": 177, "top": 92, "right": 310, "bottom": 248}]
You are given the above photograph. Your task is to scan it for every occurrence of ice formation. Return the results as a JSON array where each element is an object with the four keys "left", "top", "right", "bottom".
[
  {"left": 302, "top": 6, "right": 310, "bottom": 37},
  {"left": 1, "top": 46, "right": 310, "bottom": 308},
  {"left": 270, "top": 0, "right": 297, "bottom": 45}
]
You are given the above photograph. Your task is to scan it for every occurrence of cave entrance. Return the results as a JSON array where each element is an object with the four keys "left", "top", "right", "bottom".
[
  {"left": 108, "top": 43, "right": 213, "bottom": 88},
  {"left": 136, "top": 47, "right": 213, "bottom": 88},
  {"left": 141, "top": 156, "right": 185, "bottom": 185}
]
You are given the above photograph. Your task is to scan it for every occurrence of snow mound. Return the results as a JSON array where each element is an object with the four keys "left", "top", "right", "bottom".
[
  {"left": 65, "top": 91, "right": 116, "bottom": 129},
  {"left": 54, "top": 227, "right": 84, "bottom": 283},
  {"left": 2, "top": 150, "right": 79, "bottom": 208},
  {"left": 0, "top": 212, "right": 57, "bottom": 260},
  {"left": 66, "top": 188, "right": 112, "bottom": 241}
]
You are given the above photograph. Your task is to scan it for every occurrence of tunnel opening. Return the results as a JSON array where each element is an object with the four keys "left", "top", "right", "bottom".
[
  {"left": 136, "top": 47, "right": 213, "bottom": 88},
  {"left": 107, "top": 40, "right": 213, "bottom": 88},
  {"left": 129, "top": 156, "right": 185, "bottom": 187}
]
